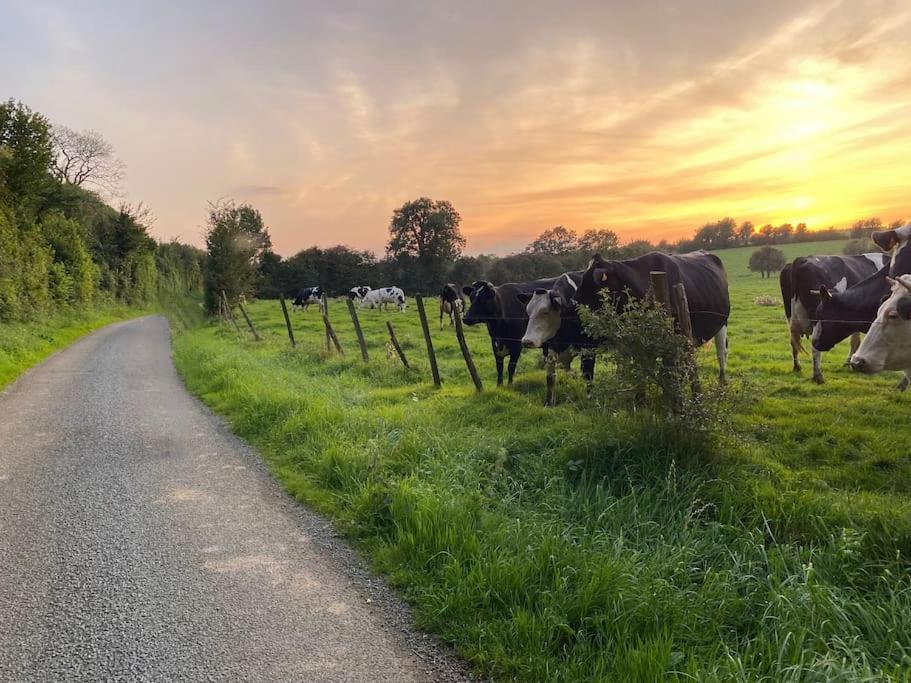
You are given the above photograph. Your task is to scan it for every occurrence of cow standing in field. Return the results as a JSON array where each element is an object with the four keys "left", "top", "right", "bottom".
[
  {"left": 850, "top": 274, "right": 911, "bottom": 381},
  {"left": 463, "top": 277, "right": 562, "bottom": 386},
  {"left": 811, "top": 222, "right": 911, "bottom": 388},
  {"left": 360, "top": 287, "right": 407, "bottom": 311},
  {"left": 572, "top": 251, "right": 730, "bottom": 381},
  {"left": 291, "top": 286, "right": 324, "bottom": 312},
  {"left": 439, "top": 283, "right": 464, "bottom": 329},
  {"left": 780, "top": 253, "right": 888, "bottom": 383},
  {"left": 348, "top": 286, "right": 370, "bottom": 301}
]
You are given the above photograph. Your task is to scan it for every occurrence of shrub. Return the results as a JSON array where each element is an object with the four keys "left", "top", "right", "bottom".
[
  {"left": 842, "top": 237, "right": 878, "bottom": 256},
  {"left": 748, "top": 245, "right": 785, "bottom": 278}
]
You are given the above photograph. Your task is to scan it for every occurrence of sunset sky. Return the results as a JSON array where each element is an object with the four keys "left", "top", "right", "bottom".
[{"left": 3, "top": 0, "right": 911, "bottom": 256}]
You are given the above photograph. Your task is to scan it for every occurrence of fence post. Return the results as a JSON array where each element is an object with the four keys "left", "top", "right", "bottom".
[
  {"left": 279, "top": 295, "right": 296, "bottom": 348},
  {"left": 386, "top": 321, "right": 409, "bottom": 368},
  {"left": 544, "top": 350, "right": 557, "bottom": 407},
  {"left": 322, "top": 313, "right": 343, "bottom": 354},
  {"left": 237, "top": 301, "right": 262, "bottom": 341},
  {"left": 322, "top": 293, "right": 330, "bottom": 351},
  {"left": 415, "top": 295, "right": 441, "bottom": 387},
  {"left": 671, "top": 282, "right": 701, "bottom": 395},
  {"left": 453, "top": 308, "right": 483, "bottom": 393},
  {"left": 649, "top": 271, "right": 670, "bottom": 313},
  {"left": 221, "top": 290, "right": 242, "bottom": 335},
  {"left": 346, "top": 298, "right": 369, "bottom": 362}
]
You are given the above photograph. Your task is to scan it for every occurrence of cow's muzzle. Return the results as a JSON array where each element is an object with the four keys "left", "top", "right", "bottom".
[
  {"left": 850, "top": 357, "right": 871, "bottom": 373},
  {"left": 521, "top": 338, "right": 539, "bottom": 349}
]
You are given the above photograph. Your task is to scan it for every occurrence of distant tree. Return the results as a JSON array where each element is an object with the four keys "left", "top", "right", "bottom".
[
  {"left": 386, "top": 197, "right": 464, "bottom": 290},
  {"left": 52, "top": 125, "right": 125, "bottom": 196},
  {"left": 486, "top": 252, "right": 564, "bottom": 284},
  {"left": 692, "top": 217, "right": 737, "bottom": 250},
  {"left": 618, "top": 239, "right": 656, "bottom": 258},
  {"left": 793, "top": 222, "right": 808, "bottom": 241},
  {"left": 737, "top": 221, "right": 754, "bottom": 245},
  {"left": 774, "top": 223, "right": 794, "bottom": 242},
  {"left": 0, "top": 99, "right": 55, "bottom": 209},
  {"left": 577, "top": 228, "right": 620, "bottom": 256},
  {"left": 203, "top": 199, "right": 271, "bottom": 314},
  {"left": 748, "top": 245, "right": 785, "bottom": 278},
  {"left": 849, "top": 217, "right": 882, "bottom": 238},
  {"left": 525, "top": 225, "right": 578, "bottom": 255}
]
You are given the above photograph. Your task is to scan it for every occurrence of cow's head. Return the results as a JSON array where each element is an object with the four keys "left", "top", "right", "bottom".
[
  {"left": 850, "top": 275, "right": 911, "bottom": 373},
  {"left": 462, "top": 281, "right": 498, "bottom": 325},
  {"left": 872, "top": 222, "right": 911, "bottom": 276},
  {"left": 573, "top": 254, "right": 629, "bottom": 311},
  {"left": 811, "top": 286, "right": 862, "bottom": 352},
  {"left": 519, "top": 274, "right": 578, "bottom": 348}
]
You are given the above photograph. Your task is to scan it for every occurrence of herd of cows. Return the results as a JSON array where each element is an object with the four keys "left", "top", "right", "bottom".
[{"left": 287, "top": 222, "right": 911, "bottom": 399}]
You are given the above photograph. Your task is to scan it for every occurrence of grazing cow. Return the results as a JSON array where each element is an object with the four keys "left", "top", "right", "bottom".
[
  {"left": 573, "top": 251, "right": 730, "bottom": 381},
  {"left": 849, "top": 275, "right": 911, "bottom": 386},
  {"left": 463, "top": 277, "right": 561, "bottom": 386},
  {"left": 360, "top": 286, "right": 406, "bottom": 311},
  {"left": 782, "top": 253, "right": 888, "bottom": 383},
  {"left": 348, "top": 286, "right": 370, "bottom": 301},
  {"left": 439, "top": 283, "right": 464, "bottom": 329},
  {"left": 291, "top": 286, "right": 323, "bottom": 312}
]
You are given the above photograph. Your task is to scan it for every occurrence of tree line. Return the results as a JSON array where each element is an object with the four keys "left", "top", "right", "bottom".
[
  {"left": 245, "top": 199, "right": 903, "bottom": 299},
  {"left": 0, "top": 99, "right": 204, "bottom": 323}
]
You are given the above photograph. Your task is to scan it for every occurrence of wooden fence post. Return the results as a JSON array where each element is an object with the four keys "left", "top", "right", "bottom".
[
  {"left": 386, "top": 321, "right": 409, "bottom": 368},
  {"left": 415, "top": 295, "right": 441, "bottom": 387},
  {"left": 322, "top": 314, "right": 343, "bottom": 354},
  {"left": 221, "top": 290, "right": 242, "bottom": 335},
  {"left": 237, "top": 301, "right": 262, "bottom": 341},
  {"left": 279, "top": 295, "right": 296, "bottom": 348},
  {"left": 322, "top": 293, "right": 331, "bottom": 351},
  {"left": 671, "top": 282, "right": 701, "bottom": 395},
  {"left": 649, "top": 271, "right": 670, "bottom": 313},
  {"left": 544, "top": 350, "right": 557, "bottom": 407},
  {"left": 453, "top": 308, "right": 483, "bottom": 393},
  {"left": 346, "top": 298, "right": 369, "bottom": 362}
]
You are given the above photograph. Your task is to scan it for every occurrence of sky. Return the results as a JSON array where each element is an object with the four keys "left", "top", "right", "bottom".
[{"left": 3, "top": 0, "right": 911, "bottom": 256}]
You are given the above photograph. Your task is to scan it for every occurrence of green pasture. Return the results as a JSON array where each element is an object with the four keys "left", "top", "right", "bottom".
[{"left": 173, "top": 239, "right": 911, "bottom": 681}]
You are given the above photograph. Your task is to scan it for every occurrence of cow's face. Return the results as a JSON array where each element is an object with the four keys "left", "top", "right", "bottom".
[
  {"left": 873, "top": 222, "right": 911, "bottom": 276},
  {"left": 574, "top": 255, "right": 627, "bottom": 311},
  {"left": 811, "top": 288, "right": 859, "bottom": 352},
  {"left": 519, "top": 289, "right": 564, "bottom": 348},
  {"left": 851, "top": 275, "right": 911, "bottom": 373},
  {"left": 462, "top": 281, "right": 498, "bottom": 325}
]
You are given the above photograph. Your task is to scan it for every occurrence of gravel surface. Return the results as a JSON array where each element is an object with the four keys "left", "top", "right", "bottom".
[{"left": 0, "top": 316, "right": 471, "bottom": 682}]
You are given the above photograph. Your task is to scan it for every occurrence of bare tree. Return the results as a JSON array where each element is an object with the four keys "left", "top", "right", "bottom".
[{"left": 52, "top": 125, "right": 126, "bottom": 196}]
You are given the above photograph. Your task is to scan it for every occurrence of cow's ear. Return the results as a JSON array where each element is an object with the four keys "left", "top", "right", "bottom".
[
  {"left": 818, "top": 287, "right": 832, "bottom": 300},
  {"left": 887, "top": 277, "right": 898, "bottom": 290},
  {"left": 517, "top": 292, "right": 532, "bottom": 305},
  {"left": 462, "top": 285, "right": 474, "bottom": 296},
  {"left": 873, "top": 230, "right": 899, "bottom": 252},
  {"left": 593, "top": 268, "right": 609, "bottom": 284},
  {"left": 551, "top": 293, "right": 565, "bottom": 309}
]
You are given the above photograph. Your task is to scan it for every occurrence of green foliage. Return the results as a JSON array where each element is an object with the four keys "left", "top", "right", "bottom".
[
  {"left": 40, "top": 212, "right": 98, "bottom": 304},
  {"left": 173, "top": 236, "right": 911, "bottom": 681},
  {"left": 843, "top": 237, "right": 878, "bottom": 256},
  {"left": 0, "top": 99, "right": 54, "bottom": 213},
  {"left": 748, "top": 245, "right": 787, "bottom": 278},
  {"left": 386, "top": 197, "right": 465, "bottom": 291},
  {"left": 204, "top": 199, "right": 271, "bottom": 313},
  {"left": 524, "top": 225, "right": 578, "bottom": 255}
]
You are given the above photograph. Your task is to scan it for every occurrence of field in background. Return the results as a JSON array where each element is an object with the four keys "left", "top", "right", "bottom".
[{"left": 173, "top": 239, "right": 911, "bottom": 681}]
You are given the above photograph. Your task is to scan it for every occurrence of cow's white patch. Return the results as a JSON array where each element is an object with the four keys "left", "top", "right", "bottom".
[
  {"left": 834, "top": 277, "right": 848, "bottom": 293},
  {"left": 562, "top": 273, "right": 578, "bottom": 291},
  {"left": 522, "top": 292, "right": 562, "bottom": 348},
  {"left": 790, "top": 297, "right": 813, "bottom": 335},
  {"left": 862, "top": 252, "right": 888, "bottom": 268}
]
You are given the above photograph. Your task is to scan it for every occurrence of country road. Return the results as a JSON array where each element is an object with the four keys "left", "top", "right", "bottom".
[{"left": 0, "top": 316, "right": 466, "bottom": 682}]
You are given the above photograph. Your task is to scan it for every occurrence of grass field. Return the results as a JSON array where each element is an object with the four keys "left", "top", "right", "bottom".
[{"left": 173, "top": 240, "right": 911, "bottom": 681}]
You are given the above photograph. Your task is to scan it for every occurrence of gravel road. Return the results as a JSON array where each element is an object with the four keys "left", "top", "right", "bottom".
[{"left": 0, "top": 316, "right": 469, "bottom": 682}]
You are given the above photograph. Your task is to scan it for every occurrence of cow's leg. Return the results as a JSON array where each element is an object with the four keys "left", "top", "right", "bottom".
[
  {"left": 581, "top": 353, "right": 595, "bottom": 386},
  {"left": 846, "top": 332, "right": 861, "bottom": 365},
  {"left": 714, "top": 325, "right": 728, "bottom": 384},
  {"left": 789, "top": 324, "right": 802, "bottom": 373},
  {"left": 812, "top": 346, "right": 824, "bottom": 384},
  {"left": 897, "top": 371, "right": 910, "bottom": 392},
  {"left": 439, "top": 303, "right": 444, "bottom": 329},
  {"left": 507, "top": 347, "right": 521, "bottom": 385},
  {"left": 493, "top": 342, "right": 505, "bottom": 386}
]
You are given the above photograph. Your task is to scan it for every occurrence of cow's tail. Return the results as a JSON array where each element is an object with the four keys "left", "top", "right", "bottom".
[{"left": 779, "top": 263, "right": 793, "bottom": 321}]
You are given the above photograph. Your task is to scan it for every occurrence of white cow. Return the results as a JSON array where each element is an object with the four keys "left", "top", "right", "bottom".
[
  {"left": 850, "top": 275, "right": 911, "bottom": 383},
  {"left": 360, "top": 286, "right": 406, "bottom": 311},
  {"left": 348, "top": 286, "right": 370, "bottom": 301}
]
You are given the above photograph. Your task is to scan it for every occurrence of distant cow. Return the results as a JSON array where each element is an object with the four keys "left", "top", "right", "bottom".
[
  {"left": 573, "top": 251, "right": 730, "bottom": 381},
  {"left": 850, "top": 274, "right": 911, "bottom": 386},
  {"left": 361, "top": 287, "right": 406, "bottom": 311},
  {"left": 348, "top": 286, "right": 370, "bottom": 301},
  {"left": 292, "top": 286, "right": 323, "bottom": 312},
  {"left": 439, "top": 283, "right": 464, "bottom": 329},
  {"left": 463, "top": 277, "right": 562, "bottom": 386},
  {"left": 781, "top": 253, "right": 887, "bottom": 383}
]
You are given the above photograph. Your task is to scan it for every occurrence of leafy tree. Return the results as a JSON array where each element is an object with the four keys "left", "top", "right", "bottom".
[
  {"left": 577, "top": 228, "right": 620, "bottom": 256},
  {"left": 204, "top": 199, "right": 272, "bottom": 313},
  {"left": 40, "top": 212, "right": 98, "bottom": 304},
  {"left": 691, "top": 217, "right": 737, "bottom": 250},
  {"left": 525, "top": 225, "right": 578, "bottom": 255},
  {"left": 386, "top": 197, "right": 464, "bottom": 290},
  {"left": 0, "top": 99, "right": 54, "bottom": 211},
  {"left": 849, "top": 217, "right": 882, "bottom": 238},
  {"left": 748, "top": 245, "right": 785, "bottom": 278},
  {"left": 737, "top": 221, "right": 754, "bottom": 245}
]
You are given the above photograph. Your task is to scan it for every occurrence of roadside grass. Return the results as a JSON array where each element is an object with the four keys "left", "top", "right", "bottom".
[{"left": 173, "top": 239, "right": 911, "bottom": 681}]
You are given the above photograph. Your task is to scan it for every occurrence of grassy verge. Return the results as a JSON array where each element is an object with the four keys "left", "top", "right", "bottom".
[{"left": 173, "top": 240, "right": 911, "bottom": 680}]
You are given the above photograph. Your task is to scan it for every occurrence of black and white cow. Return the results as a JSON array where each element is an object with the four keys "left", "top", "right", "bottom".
[
  {"left": 850, "top": 274, "right": 911, "bottom": 382},
  {"left": 360, "top": 286, "right": 406, "bottom": 311},
  {"left": 781, "top": 253, "right": 888, "bottom": 383},
  {"left": 292, "top": 286, "right": 323, "bottom": 312},
  {"left": 463, "top": 277, "right": 562, "bottom": 386},
  {"left": 439, "top": 283, "right": 464, "bottom": 329},
  {"left": 348, "top": 286, "right": 370, "bottom": 301},
  {"left": 573, "top": 251, "right": 730, "bottom": 381}
]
